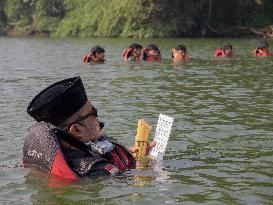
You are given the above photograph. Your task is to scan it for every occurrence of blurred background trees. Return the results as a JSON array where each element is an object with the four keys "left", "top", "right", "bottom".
[{"left": 0, "top": 0, "right": 272, "bottom": 38}]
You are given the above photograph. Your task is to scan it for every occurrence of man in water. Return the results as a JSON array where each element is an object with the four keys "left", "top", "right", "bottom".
[
  {"left": 252, "top": 41, "right": 272, "bottom": 57},
  {"left": 171, "top": 45, "right": 189, "bottom": 61},
  {"left": 122, "top": 43, "right": 143, "bottom": 62},
  {"left": 23, "top": 77, "right": 154, "bottom": 179},
  {"left": 83, "top": 45, "right": 105, "bottom": 63},
  {"left": 142, "top": 44, "right": 161, "bottom": 62},
  {"left": 214, "top": 44, "right": 233, "bottom": 58}
]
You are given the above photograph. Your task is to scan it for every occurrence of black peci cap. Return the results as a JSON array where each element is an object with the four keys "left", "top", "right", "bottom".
[{"left": 27, "top": 77, "right": 88, "bottom": 125}]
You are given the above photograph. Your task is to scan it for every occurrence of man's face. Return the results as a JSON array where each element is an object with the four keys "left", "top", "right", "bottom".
[
  {"left": 94, "top": 52, "right": 105, "bottom": 62},
  {"left": 174, "top": 49, "right": 186, "bottom": 58},
  {"left": 224, "top": 49, "right": 232, "bottom": 57},
  {"left": 147, "top": 49, "right": 160, "bottom": 58},
  {"left": 132, "top": 48, "right": 142, "bottom": 58},
  {"left": 70, "top": 101, "right": 102, "bottom": 142},
  {"left": 178, "top": 49, "right": 186, "bottom": 56}
]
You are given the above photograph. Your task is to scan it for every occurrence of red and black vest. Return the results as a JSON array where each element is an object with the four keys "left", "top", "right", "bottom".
[
  {"left": 23, "top": 122, "right": 135, "bottom": 180},
  {"left": 253, "top": 49, "right": 273, "bottom": 57},
  {"left": 214, "top": 48, "right": 225, "bottom": 57},
  {"left": 122, "top": 48, "right": 132, "bottom": 60},
  {"left": 122, "top": 48, "right": 141, "bottom": 61},
  {"left": 83, "top": 52, "right": 103, "bottom": 63}
]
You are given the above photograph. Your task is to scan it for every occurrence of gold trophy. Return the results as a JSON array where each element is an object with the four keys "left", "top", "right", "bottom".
[
  {"left": 132, "top": 119, "right": 153, "bottom": 187},
  {"left": 134, "top": 118, "right": 152, "bottom": 161}
]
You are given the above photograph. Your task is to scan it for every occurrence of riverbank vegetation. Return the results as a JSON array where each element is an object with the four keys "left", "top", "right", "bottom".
[{"left": 0, "top": 0, "right": 273, "bottom": 38}]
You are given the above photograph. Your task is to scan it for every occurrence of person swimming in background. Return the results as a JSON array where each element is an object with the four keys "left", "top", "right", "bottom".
[
  {"left": 122, "top": 43, "right": 143, "bottom": 62},
  {"left": 252, "top": 41, "right": 272, "bottom": 57},
  {"left": 171, "top": 45, "right": 189, "bottom": 61},
  {"left": 214, "top": 44, "right": 233, "bottom": 58},
  {"left": 142, "top": 44, "right": 161, "bottom": 62},
  {"left": 83, "top": 45, "right": 105, "bottom": 63}
]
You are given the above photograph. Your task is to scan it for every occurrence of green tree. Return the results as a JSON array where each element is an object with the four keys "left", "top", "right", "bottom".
[
  {"left": 32, "top": 0, "right": 65, "bottom": 32},
  {"left": 0, "top": 0, "right": 7, "bottom": 34},
  {"left": 1, "top": 0, "right": 273, "bottom": 37},
  {"left": 5, "top": 0, "right": 34, "bottom": 25}
]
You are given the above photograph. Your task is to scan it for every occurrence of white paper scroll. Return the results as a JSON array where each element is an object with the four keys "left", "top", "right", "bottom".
[{"left": 149, "top": 114, "right": 174, "bottom": 160}]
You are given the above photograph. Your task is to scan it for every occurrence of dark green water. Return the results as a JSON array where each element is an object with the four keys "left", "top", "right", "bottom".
[{"left": 0, "top": 37, "right": 273, "bottom": 204}]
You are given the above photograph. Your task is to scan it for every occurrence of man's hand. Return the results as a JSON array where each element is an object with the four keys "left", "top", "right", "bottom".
[{"left": 129, "top": 139, "right": 156, "bottom": 154}]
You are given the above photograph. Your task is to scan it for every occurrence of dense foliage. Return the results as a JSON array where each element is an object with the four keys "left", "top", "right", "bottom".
[{"left": 0, "top": 0, "right": 272, "bottom": 37}]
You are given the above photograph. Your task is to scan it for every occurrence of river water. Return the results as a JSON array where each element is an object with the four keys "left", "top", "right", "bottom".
[{"left": 0, "top": 37, "right": 272, "bottom": 204}]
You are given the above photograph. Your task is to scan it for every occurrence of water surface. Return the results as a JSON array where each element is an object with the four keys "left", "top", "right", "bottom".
[{"left": 0, "top": 37, "right": 272, "bottom": 204}]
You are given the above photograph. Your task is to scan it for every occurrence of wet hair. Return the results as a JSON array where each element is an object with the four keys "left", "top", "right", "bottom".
[
  {"left": 129, "top": 43, "right": 143, "bottom": 50},
  {"left": 221, "top": 44, "right": 232, "bottom": 51},
  {"left": 258, "top": 41, "right": 269, "bottom": 49},
  {"left": 146, "top": 44, "right": 160, "bottom": 51},
  {"left": 175, "top": 45, "right": 187, "bottom": 52},
  {"left": 91, "top": 45, "right": 105, "bottom": 55}
]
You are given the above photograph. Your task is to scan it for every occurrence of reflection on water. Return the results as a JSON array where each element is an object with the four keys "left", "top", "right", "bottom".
[{"left": 0, "top": 37, "right": 273, "bottom": 204}]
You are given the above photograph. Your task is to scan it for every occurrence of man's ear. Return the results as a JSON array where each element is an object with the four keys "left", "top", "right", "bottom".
[{"left": 69, "top": 124, "right": 81, "bottom": 137}]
